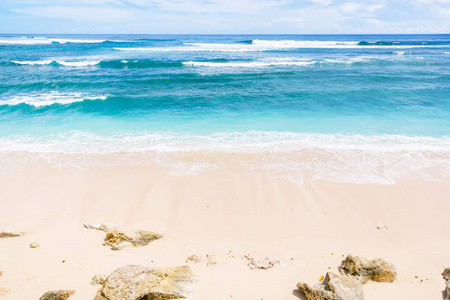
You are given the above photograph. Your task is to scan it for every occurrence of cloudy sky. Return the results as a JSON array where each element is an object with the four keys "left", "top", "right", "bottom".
[{"left": 0, "top": 0, "right": 449, "bottom": 34}]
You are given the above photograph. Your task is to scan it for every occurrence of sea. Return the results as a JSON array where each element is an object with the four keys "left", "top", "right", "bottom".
[{"left": 0, "top": 34, "right": 449, "bottom": 183}]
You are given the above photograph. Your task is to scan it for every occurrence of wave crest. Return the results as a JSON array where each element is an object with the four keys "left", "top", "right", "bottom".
[{"left": 0, "top": 92, "right": 108, "bottom": 107}]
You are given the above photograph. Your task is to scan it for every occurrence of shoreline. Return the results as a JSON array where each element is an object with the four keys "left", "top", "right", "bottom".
[{"left": 1, "top": 155, "right": 449, "bottom": 299}]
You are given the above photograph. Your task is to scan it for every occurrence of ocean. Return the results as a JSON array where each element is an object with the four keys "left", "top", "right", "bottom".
[{"left": 1, "top": 34, "right": 449, "bottom": 183}]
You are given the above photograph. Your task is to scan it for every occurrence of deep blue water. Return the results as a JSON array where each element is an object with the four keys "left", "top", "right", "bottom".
[{"left": 0, "top": 34, "right": 449, "bottom": 154}]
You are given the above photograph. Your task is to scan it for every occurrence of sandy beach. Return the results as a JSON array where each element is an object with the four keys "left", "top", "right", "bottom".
[{"left": 1, "top": 154, "right": 449, "bottom": 299}]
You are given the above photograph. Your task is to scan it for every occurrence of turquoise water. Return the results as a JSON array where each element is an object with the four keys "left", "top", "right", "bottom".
[{"left": 1, "top": 34, "right": 449, "bottom": 182}]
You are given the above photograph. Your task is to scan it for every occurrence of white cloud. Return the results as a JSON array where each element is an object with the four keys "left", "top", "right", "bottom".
[
  {"left": 339, "top": 2, "right": 385, "bottom": 15},
  {"left": 306, "top": 0, "right": 332, "bottom": 7},
  {"left": 2, "top": 0, "right": 450, "bottom": 33}
]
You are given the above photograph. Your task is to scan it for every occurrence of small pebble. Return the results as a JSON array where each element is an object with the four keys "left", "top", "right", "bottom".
[{"left": 30, "top": 242, "right": 40, "bottom": 248}]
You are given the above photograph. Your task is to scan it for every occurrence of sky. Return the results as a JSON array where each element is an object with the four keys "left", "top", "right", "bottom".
[{"left": 0, "top": 0, "right": 449, "bottom": 34}]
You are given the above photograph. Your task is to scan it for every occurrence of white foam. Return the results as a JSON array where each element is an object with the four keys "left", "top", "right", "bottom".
[
  {"left": 183, "top": 60, "right": 315, "bottom": 68},
  {"left": 251, "top": 39, "right": 359, "bottom": 48},
  {"left": 12, "top": 60, "right": 54, "bottom": 65},
  {"left": 50, "top": 38, "right": 106, "bottom": 44},
  {"left": 0, "top": 131, "right": 448, "bottom": 153},
  {"left": 0, "top": 92, "right": 108, "bottom": 107},
  {"left": 183, "top": 56, "right": 376, "bottom": 68},
  {"left": 0, "top": 131, "right": 449, "bottom": 184},
  {"left": 0, "top": 37, "right": 105, "bottom": 45},
  {"left": 114, "top": 40, "right": 430, "bottom": 53},
  {"left": 57, "top": 61, "right": 100, "bottom": 67}
]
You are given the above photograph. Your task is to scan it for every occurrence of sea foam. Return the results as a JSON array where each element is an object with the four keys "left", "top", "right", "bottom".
[
  {"left": 114, "top": 39, "right": 432, "bottom": 52},
  {"left": 0, "top": 92, "right": 108, "bottom": 107},
  {"left": 0, "top": 37, "right": 106, "bottom": 44},
  {"left": 0, "top": 131, "right": 449, "bottom": 184}
]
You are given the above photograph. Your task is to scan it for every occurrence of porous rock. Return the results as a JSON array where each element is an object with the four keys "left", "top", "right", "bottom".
[
  {"left": 339, "top": 255, "right": 396, "bottom": 283},
  {"left": 443, "top": 268, "right": 450, "bottom": 281},
  {"left": 93, "top": 264, "right": 194, "bottom": 300},
  {"left": 297, "top": 272, "right": 365, "bottom": 300},
  {"left": 185, "top": 255, "right": 202, "bottom": 263},
  {"left": 84, "top": 223, "right": 118, "bottom": 232},
  {"left": 442, "top": 268, "right": 450, "bottom": 299},
  {"left": 103, "top": 229, "right": 162, "bottom": 251},
  {"left": 91, "top": 274, "right": 107, "bottom": 286},
  {"left": 39, "top": 290, "right": 75, "bottom": 300},
  {"left": 0, "top": 231, "right": 24, "bottom": 238},
  {"left": 244, "top": 254, "right": 282, "bottom": 270}
]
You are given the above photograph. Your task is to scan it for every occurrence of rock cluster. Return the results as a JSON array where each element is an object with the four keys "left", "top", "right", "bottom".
[
  {"left": 84, "top": 223, "right": 162, "bottom": 250},
  {"left": 298, "top": 272, "right": 364, "bottom": 300},
  {"left": 339, "top": 254, "right": 396, "bottom": 284},
  {"left": 93, "top": 264, "right": 195, "bottom": 300},
  {"left": 102, "top": 229, "right": 163, "bottom": 251},
  {"left": 185, "top": 254, "right": 202, "bottom": 263},
  {"left": 83, "top": 223, "right": 118, "bottom": 232},
  {"left": 39, "top": 290, "right": 75, "bottom": 300},
  {"left": 297, "top": 255, "right": 397, "bottom": 300},
  {"left": 442, "top": 268, "right": 450, "bottom": 299},
  {"left": 244, "top": 254, "right": 283, "bottom": 270},
  {"left": 0, "top": 230, "right": 24, "bottom": 238}
]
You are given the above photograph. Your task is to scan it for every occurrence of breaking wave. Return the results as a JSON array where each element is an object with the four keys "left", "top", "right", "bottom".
[
  {"left": 0, "top": 131, "right": 449, "bottom": 184},
  {"left": 0, "top": 92, "right": 108, "bottom": 107}
]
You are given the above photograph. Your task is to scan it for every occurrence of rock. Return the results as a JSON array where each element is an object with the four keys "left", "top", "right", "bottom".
[
  {"left": 442, "top": 268, "right": 450, "bottom": 299},
  {"left": 91, "top": 274, "right": 107, "bottom": 286},
  {"left": 339, "top": 255, "right": 396, "bottom": 283},
  {"left": 244, "top": 254, "right": 282, "bottom": 270},
  {"left": 206, "top": 254, "right": 217, "bottom": 266},
  {"left": 39, "top": 290, "right": 75, "bottom": 300},
  {"left": 443, "top": 268, "right": 450, "bottom": 281},
  {"left": 103, "top": 229, "right": 162, "bottom": 251},
  {"left": 186, "top": 254, "right": 202, "bottom": 263},
  {"left": 0, "top": 230, "right": 24, "bottom": 238},
  {"left": 30, "top": 242, "right": 40, "bottom": 248},
  {"left": 0, "top": 287, "right": 11, "bottom": 296},
  {"left": 297, "top": 272, "right": 365, "bottom": 300},
  {"left": 132, "top": 230, "right": 163, "bottom": 247},
  {"left": 93, "top": 264, "right": 195, "bottom": 300},
  {"left": 84, "top": 223, "right": 119, "bottom": 232}
]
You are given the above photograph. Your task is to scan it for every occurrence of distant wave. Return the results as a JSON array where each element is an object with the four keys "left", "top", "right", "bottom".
[
  {"left": 0, "top": 131, "right": 449, "bottom": 183},
  {"left": 11, "top": 59, "right": 184, "bottom": 68},
  {"left": 11, "top": 54, "right": 421, "bottom": 70},
  {"left": 0, "top": 92, "right": 108, "bottom": 107},
  {"left": 99, "top": 60, "right": 184, "bottom": 68},
  {"left": 252, "top": 39, "right": 436, "bottom": 49},
  {"left": 113, "top": 39, "right": 434, "bottom": 52},
  {"left": 182, "top": 56, "right": 377, "bottom": 68},
  {"left": 183, "top": 60, "right": 316, "bottom": 67},
  {"left": 0, "top": 37, "right": 107, "bottom": 45}
]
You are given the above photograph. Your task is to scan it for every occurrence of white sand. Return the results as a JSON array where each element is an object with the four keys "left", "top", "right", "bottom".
[{"left": 0, "top": 157, "right": 449, "bottom": 299}]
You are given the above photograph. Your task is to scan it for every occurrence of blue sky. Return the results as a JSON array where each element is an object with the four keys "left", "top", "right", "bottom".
[{"left": 0, "top": 0, "right": 449, "bottom": 34}]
